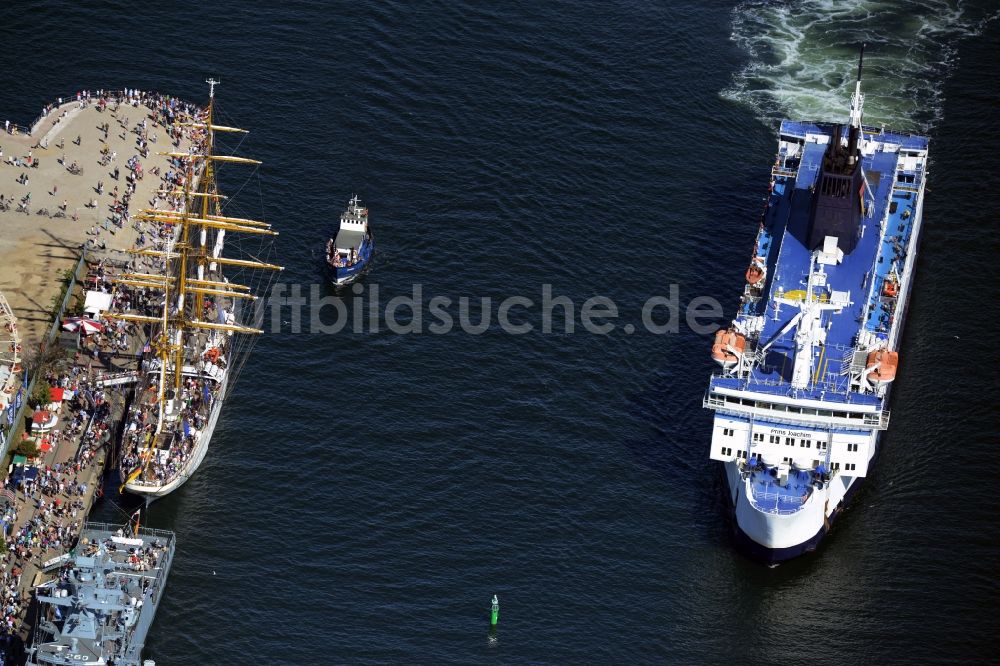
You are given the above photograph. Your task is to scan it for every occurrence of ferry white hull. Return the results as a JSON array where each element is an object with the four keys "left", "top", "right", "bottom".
[
  {"left": 713, "top": 116, "right": 925, "bottom": 565},
  {"left": 124, "top": 373, "right": 227, "bottom": 501},
  {"left": 723, "top": 180, "right": 925, "bottom": 563},
  {"left": 724, "top": 451, "right": 868, "bottom": 562}
]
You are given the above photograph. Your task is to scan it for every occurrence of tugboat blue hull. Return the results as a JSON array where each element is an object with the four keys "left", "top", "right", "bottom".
[{"left": 329, "top": 238, "right": 373, "bottom": 286}]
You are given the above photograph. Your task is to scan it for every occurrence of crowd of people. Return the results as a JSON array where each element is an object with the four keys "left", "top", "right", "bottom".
[
  {"left": 0, "top": 364, "right": 118, "bottom": 644},
  {"left": 79, "top": 533, "right": 167, "bottom": 575},
  {"left": 326, "top": 239, "right": 361, "bottom": 268},
  {"left": 0, "top": 89, "right": 215, "bottom": 654},
  {"left": 1, "top": 88, "right": 207, "bottom": 261},
  {"left": 120, "top": 371, "right": 219, "bottom": 487}
]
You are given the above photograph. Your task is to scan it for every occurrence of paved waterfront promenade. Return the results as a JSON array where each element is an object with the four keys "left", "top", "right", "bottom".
[
  {"left": 0, "top": 93, "right": 196, "bottom": 349},
  {"left": 0, "top": 91, "right": 204, "bottom": 651}
]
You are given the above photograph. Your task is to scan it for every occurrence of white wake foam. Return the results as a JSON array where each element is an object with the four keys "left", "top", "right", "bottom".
[{"left": 722, "top": 0, "right": 998, "bottom": 131}]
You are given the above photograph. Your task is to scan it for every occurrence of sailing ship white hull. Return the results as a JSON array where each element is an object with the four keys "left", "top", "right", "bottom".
[
  {"left": 124, "top": 373, "right": 227, "bottom": 501},
  {"left": 111, "top": 82, "right": 280, "bottom": 507}
]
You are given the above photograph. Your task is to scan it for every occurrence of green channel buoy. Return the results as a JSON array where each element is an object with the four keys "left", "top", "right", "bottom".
[{"left": 490, "top": 594, "right": 499, "bottom": 627}]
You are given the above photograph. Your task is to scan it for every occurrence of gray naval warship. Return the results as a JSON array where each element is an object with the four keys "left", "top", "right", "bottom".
[{"left": 25, "top": 521, "right": 174, "bottom": 666}]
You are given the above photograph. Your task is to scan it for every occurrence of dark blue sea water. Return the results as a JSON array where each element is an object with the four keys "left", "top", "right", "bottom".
[{"left": 2, "top": 1, "right": 999, "bottom": 663}]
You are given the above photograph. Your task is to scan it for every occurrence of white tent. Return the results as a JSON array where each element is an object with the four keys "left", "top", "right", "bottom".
[{"left": 83, "top": 290, "right": 113, "bottom": 317}]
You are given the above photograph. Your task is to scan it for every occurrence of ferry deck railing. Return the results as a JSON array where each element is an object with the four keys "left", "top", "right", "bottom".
[
  {"left": 703, "top": 393, "right": 891, "bottom": 430},
  {"left": 750, "top": 490, "right": 807, "bottom": 516},
  {"left": 708, "top": 369, "right": 857, "bottom": 399}
]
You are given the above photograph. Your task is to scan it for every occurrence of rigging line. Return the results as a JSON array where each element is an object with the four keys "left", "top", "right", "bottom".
[
  {"left": 102, "top": 494, "right": 138, "bottom": 524},
  {"left": 211, "top": 107, "right": 260, "bottom": 210},
  {"left": 226, "top": 121, "right": 251, "bottom": 156},
  {"left": 257, "top": 167, "right": 264, "bottom": 219},
  {"left": 218, "top": 165, "right": 262, "bottom": 216}
]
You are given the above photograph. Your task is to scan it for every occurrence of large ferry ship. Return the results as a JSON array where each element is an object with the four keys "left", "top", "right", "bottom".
[
  {"left": 704, "top": 48, "right": 929, "bottom": 563},
  {"left": 111, "top": 80, "right": 283, "bottom": 500}
]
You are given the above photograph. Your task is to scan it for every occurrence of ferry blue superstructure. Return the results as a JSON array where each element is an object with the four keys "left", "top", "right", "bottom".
[{"left": 704, "top": 48, "right": 929, "bottom": 563}]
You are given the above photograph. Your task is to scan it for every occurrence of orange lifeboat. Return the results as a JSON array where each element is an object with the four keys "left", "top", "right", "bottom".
[
  {"left": 711, "top": 329, "right": 747, "bottom": 369},
  {"left": 204, "top": 347, "right": 221, "bottom": 363},
  {"left": 882, "top": 279, "right": 899, "bottom": 298},
  {"left": 745, "top": 257, "right": 766, "bottom": 286},
  {"left": 865, "top": 349, "right": 899, "bottom": 385}
]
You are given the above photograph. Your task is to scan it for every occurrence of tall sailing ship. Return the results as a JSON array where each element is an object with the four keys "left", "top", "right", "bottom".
[
  {"left": 111, "top": 80, "right": 282, "bottom": 500},
  {"left": 703, "top": 48, "right": 929, "bottom": 563}
]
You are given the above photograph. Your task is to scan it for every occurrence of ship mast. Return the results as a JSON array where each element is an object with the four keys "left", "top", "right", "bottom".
[
  {"left": 157, "top": 228, "right": 170, "bottom": 430},
  {"left": 847, "top": 43, "right": 865, "bottom": 167},
  {"left": 109, "top": 78, "right": 283, "bottom": 422}
]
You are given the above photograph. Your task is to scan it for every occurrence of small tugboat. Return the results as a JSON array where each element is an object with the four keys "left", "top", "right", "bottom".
[{"left": 325, "top": 195, "right": 373, "bottom": 286}]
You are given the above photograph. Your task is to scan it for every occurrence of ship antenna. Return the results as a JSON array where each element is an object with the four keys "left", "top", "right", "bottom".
[
  {"left": 848, "top": 43, "right": 865, "bottom": 165},
  {"left": 850, "top": 44, "right": 865, "bottom": 128},
  {"left": 206, "top": 77, "right": 220, "bottom": 99}
]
